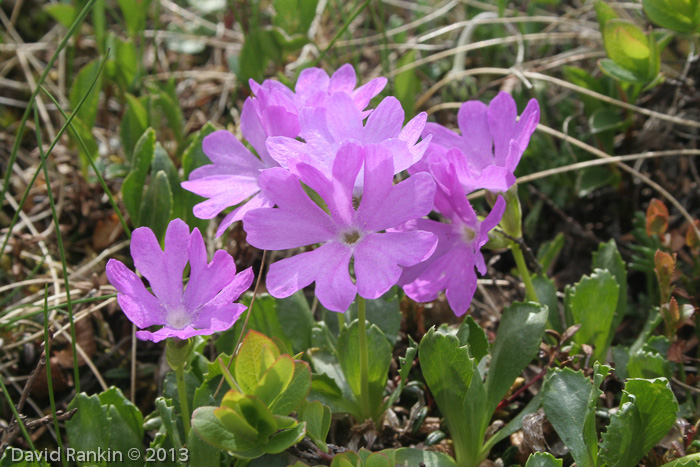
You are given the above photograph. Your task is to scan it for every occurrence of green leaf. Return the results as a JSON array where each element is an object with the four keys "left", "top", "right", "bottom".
[
  {"left": 592, "top": 240, "right": 628, "bottom": 347},
  {"left": 341, "top": 288, "right": 402, "bottom": 345},
  {"left": 600, "top": 379, "right": 678, "bottom": 467},
  {"left": 533, "top": 275, "right": 561, "bottom": 332},
  {"left": 395, "top": 50, "right": 421, "bottom": 116},
  {"left": 419, "top": 327, "right": 474, "bottom": 462},
  {"left": 0, "top": 448, "right": 50, "bottom": 466},
  {"left": 239, "top": 29, "right": 281, "bottom": 84},
  {"left": 337, "top": 320, "right": 392, "bottom": 419},
  {"left": 595, "top": 1, "right": 619, "bottom": 34},
  {"left": 308, "top": 371, "right": 361, "bottom": 417},
  {"left": 117, "top": 0, "right": 148, "bottom": 37},
  {"left": 298, "top": 401, "right": 332, "bottom": 452},
  {"left": 235, "top": 331, "right": 282, "bottom": 394},
  {"left": 66, "top": 389, "right": 143, "bottom": 467},
  {"left": 604, "top": 19, "right": 650, "bottom": 69},
  {"left": 187, "top": 427, "right": 221, "bottom": 467},
  {"left": 273, "top": 0, "right": 318, "bottom": 35},
  {"left": 485, "top": 302, "right": 548, "bottom": 414},
  {"left": 456, "top": 316, "right": 489, "bottom": 363},
  {"left": 193, "top": 406, "right": 262, "bottom": 455},
  {"left": 394, "top": 448, "right": 458, "bottom": 467},
  {"left": 97, "top": 387, "right": 144, "bottom": 441},
  {"left": 138, "top": 170, "right": 173, "bottom": 241},
  {"left": 70, "top": 59, "right": 103, "bottom": 129},
  {"left": 643, "top": 0, "right": 700, "bottom": 33},
  {"left": 114, "top": 37, "right": 138, "bottom": 90},
  {"left": 599, "top": 58, "right": 650, "bottom": 84},
  {"left": 525, "top": 452, "right": 563, "bottom": 467},
  {"left": 44, "top": 3, "right": 76, "bottom": 28},
  {"left": 156, "top": 397, "right": 183, "bottom": 451},
  {"left": 120, "top": 94, "right": 149, "bottom": 161},
  {"left": 589, "top": 108, "right": 627, "bottom": 134},
  {"left": 541, "top": 364, "right": 611, "bottom": 467},
  {"left": 263, "top": 420, "right": 306, "bottom": 454},
  {"left": 122, "top": 128, "right": 155, "bottom": 223},
  {"left": 269, "top": 360, "right": 311, "bottom": 416},
  {"left": 627, "top": 350, "right": 673, "bottom": 379},
  {"left": 537, "top": 232, "right": 565, "bottom": 272},
  {"left": 567, "top": 269, "right": 620, "bottom": 362},
  {"left": 253, "top": 355, "right": 295, "bottom": 407}
]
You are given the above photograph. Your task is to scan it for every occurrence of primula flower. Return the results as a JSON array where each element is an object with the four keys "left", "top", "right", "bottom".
[
  {"left": 243, "top": 142, "right": 438, "bottom": 312},
  {"left": 106, "top": 218, "right": 254, "bottom": 342},
  {"left": 398, "top": 161, "right": 506, "bottom": 316},
  {"left": 183, "top": 64, "right": 387, "bottom": 237},
  {"left": 415, "top": 92, "right": 539, "bottom": 193},
  {"left": 266, "top": 93, "right": 430, "bottom": 184},
  {"left": 249, "top": 63, "right": 387, "bottom": 118}
]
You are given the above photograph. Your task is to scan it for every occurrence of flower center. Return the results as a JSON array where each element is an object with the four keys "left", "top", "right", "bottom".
[
  {"left": 352, "top": 196, "right": 362, "bottom": 210},
  {"left": 342, "top": 229, "right": 362, "bottom": 245},
  {"left": 461, "top": 225, "right": 477, "bottom": 244},
  {"left": 166, "top": 305, "right": 191, "bottom": 330}
]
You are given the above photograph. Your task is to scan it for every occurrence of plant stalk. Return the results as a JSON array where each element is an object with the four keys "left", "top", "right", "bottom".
[
  {"left": 512, "top": 243, "right": 538, "bottom": 303},
  {"left": 357, "top": 295, "right": 372, "bottom": 421},
  {"left": 175, "top": 364, "right": 191, "bottom": 438}
]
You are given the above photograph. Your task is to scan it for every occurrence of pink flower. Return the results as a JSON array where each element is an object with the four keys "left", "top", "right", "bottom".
[
  {"left": 267, "top": 93, "right": 430, "bottom": 184},
  {"left": 399, "top": 161, "right": 506, "bottom": 316},
  {"left": 242, "top": 142, "right": 437, "bottom": 312},
  {"left": 415, "top": 92, "right": 539, "bottom": 193},
  {"left": 249, "top": 63, "right": 387, "bottom": 118},
  {"left": 106, "top": 219, "right": 253, "bottom": 342}
]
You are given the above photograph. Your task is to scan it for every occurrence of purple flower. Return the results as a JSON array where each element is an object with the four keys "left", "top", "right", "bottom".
[
  {"left": 415, "top": 92, "right": 539, "bottom": 193},
  {"left": 398, "top": 161, "right": 506, "bottom": 316},
  {"left": 266, "top": 93, "right": 430, "bottom": 184},
  {"left": 249, "top": 64, "right": 387, "bottom": 118},
  {"left": 106, "top": 219, "right": 254, "bottom": 342},
  {"left": 183, "top": 65, "right": 387, "bottom": 237},
  {"left": 242, "top": 142, "right": 438, "bottom": 312}
]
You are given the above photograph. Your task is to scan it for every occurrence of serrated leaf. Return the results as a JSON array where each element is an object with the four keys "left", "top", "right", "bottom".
[
  {"left": 593, "top": 240, "right": 628, "bottom": 349},
  {"left": 600, "top": 379, "right": 678, "bottom": 467},
  {"left": 627, "top": 350, "right": 673, "bottom": 379},
  {"left": 456, "top": 315, "right": 489, "bottom": 363},
  {"left": 394, "top": 447, "right": 459, "bottom": 467},
  {"left": 567, "top": 269, "right": 620, "bottom": 362},
  {"left": 526, "top": 452, "right": 563, "bottom": 467},
  {"left": 542, "top": 365, "right": 611, "bottom": 467},
  {"left": 485, "top": 302, "right": 548, "bottom": 414}
]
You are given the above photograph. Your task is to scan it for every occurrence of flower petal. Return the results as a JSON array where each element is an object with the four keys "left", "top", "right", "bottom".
[
  {"left": 326, "top": 93, "right": 363, "bottom": 142},
  {"left": 182, "top": 175, "right": 261, "bottom": 219},
  {"left": 487, "top": 92, "right": 517, "bottom": 167},
  {"left": 215, "top": 192, "right": 274, "bottom": 237},
  {"left": 354, "top": 231, "right": 437, "bottom": 299},
  {"left": 329, "top": 64, "right": 357, "bottom": 94},
  {"left": 363, "top": 97, "right": 404, "bottom": 143},
  {"left": 183, "top": 230, "right": 238, "bottom": 312},
  {"left": 352, "top": 77, "right": 387, "bottom": 111},
  {"left": 131, "top": 219, "right": 189, "bottom": 308},
  {"left": 106, "top": 259, "right": 164, "bottom": 328},
  {"left": 266, "top": 242, "right": 356, "bottom": 312}
]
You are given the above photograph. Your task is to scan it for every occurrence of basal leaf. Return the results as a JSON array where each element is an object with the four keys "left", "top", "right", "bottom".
[
  {"left": 567, "top": 269, "right": 619, "bottom": 362},
  {"left": 643, "top": 0, "right": 700, "bottom": 33},
  {"left": 485, "top": 302, "right": 548, "bottom": 414},
  {"left": 525, "top": 452, "right": 563, "bottom": 467}
]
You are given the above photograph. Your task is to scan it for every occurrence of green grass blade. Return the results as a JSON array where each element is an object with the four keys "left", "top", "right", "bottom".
[
  {"left": 33, "top": 105, "right": 81, "bottom": 392},
  {"left": 0, "top": 0, "right": 100, "bottom": 212},
  {"left": 43, "top": 285, "right": 67, "bottom": 467}
]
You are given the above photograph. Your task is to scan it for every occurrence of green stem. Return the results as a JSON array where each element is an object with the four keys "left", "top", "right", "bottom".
[
  {"left": 512, "top": 243, "right": 538, "bottom": 303},
  {"left": 166, "top": 338, "right": 193, "bottom": 438},
  {"left": 357, "top": 296, "right": 371, "bottom": 421},
  {"left": 175, "top": 364, "right": 191, "bottom": 438}
]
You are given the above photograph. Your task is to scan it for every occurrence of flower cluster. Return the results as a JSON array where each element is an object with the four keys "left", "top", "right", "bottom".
[
  {"left": 109, "top": 65, "right": 540, "bottom": 339},
  {"left": 178, "top": 67, "right": 539, "bottom": 315}
]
